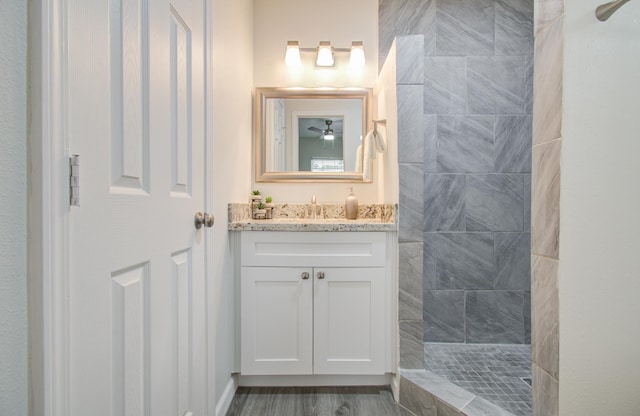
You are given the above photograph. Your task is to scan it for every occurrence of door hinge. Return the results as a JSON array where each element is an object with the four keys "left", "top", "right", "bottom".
[{"left": 69, "top": 155, "right": 80, "bottom": 207}]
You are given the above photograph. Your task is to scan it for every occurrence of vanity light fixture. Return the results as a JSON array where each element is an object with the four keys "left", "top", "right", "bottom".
[
  {"left": 284, "top": 40, "right": 365, "bottom": 68},
  {"left": 349, "top": 41, "right": 366, "bottom": 68},
  {"left": 284, "top": 41, "right": 302, "bottom": 67},
  {"left": 316, "top": 41, "right": 334, "bottom": 67}
]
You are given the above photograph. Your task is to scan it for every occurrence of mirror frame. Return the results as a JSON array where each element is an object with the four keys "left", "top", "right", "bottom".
[{"left": 255, "top": 87, "right": 372, "bottom": 182}]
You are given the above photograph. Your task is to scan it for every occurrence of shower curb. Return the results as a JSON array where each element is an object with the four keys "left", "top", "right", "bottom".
[{"left": 399, "top": 369, "right": 517, "bottom": 416}]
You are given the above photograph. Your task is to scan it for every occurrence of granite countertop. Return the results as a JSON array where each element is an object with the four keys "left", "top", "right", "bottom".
[{"left": 228, "top": 203, "right": 398, "bottom": 232}]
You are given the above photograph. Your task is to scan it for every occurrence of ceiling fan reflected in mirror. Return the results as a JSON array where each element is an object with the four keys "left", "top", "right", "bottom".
[{"left": 308, "top": 119, "right": 335, "bottom": 140}]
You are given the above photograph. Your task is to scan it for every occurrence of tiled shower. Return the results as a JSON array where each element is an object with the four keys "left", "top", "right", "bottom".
[{"left": 380, "top": 0, "right": 533, "bottom": 346}]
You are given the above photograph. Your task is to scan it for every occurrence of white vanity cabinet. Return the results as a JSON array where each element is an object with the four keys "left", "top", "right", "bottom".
[{"left": 238, "top": 231, "right": 390, "bottom": 378}]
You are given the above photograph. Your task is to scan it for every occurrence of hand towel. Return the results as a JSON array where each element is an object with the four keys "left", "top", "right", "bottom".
[
  {"left": 373, "top": 129, "right": 386, "bottom": 153},
  {"left": 355, "top": 144, "right": 363, "bottom": 172},
  {"left": 361, "top": 128, "right": 386, "bottom": 181},
  {"left": 362, "top": 130, "right": 374, "bottom": 181}
]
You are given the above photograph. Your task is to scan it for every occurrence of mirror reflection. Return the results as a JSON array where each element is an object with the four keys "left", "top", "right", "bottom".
[
  {"left": 297, "top": 117, "right": 345, "bottom": 172},
  {"left": 255, "top": 88, "right": 371, "bottom": 182}
]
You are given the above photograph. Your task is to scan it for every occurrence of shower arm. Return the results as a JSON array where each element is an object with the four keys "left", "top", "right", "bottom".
[{"left": 596, "top": 0, "right": 632, "bottom": 21}]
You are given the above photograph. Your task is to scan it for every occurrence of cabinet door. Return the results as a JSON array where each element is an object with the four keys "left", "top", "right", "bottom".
[
  {"left": 241, "top": 267, "right": 313, "bottom": 375},
  {"left": 314, "top": 268, "right": 385, "bottom": 375}
]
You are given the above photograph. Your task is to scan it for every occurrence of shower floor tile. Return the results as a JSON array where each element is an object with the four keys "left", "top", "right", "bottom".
[{"left": 424, "top": 343, "right": 531, "bottom": 416}]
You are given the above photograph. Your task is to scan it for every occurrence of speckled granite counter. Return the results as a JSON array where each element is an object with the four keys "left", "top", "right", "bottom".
[{"left": 228, "top": 203, "right": 398, "bottom": 232}]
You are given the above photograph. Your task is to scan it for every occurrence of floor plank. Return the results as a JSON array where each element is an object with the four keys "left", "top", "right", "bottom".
[{"left": 226, "top": 386, "right": 413, "bottom": 416}]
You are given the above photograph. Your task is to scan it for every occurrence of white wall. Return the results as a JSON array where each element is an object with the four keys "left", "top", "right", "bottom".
[
  {"left": 211, "top": 0, "right": 254, "bottom": 412},
  {"left": 376, "top": 43, "right": 398, "bottom": 205},
  {"left": 252, "top": 0, "right": 381, "bottom": 204},
  {"left": 560, "top": 0, "right": 640, "bottom": 414},
  {"left": 253, "top": 0, "right": 378, "bottom": 89},
  {"left": 0, "top": 1, "right": 28, "bottom": 415}
]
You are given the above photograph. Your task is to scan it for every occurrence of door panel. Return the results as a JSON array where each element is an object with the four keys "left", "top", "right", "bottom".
[
  {"left": 109, "top": 0, "right": 149, "bottom": 192},
  {"left": 67, "top": 0, "right": 207, "bottom": 414},
  {"left": 314, "top": 268, "right": 385, "bottom": 375},
  {"left": 111, "top": 264, "right": 149, "bottom": 416},
  {"left": 171, "top": 249, "right": 193, "bottom": 415},
  {"left": 241, "top": 267, "right": 313, "bottom": 375},
  {"left": 170, "top": 8, "right": 192, "bottom": 196}
]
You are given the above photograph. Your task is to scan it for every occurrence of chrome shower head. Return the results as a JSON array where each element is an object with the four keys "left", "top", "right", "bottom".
[{"left": 596, "top": 0, "right": 632, "bottom": 21}]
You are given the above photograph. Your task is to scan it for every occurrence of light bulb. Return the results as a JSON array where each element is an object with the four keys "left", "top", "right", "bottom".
[
  {"left": 316, "top": 41, "right": 334, "bottom": 67},
  {"left": 349, "top": 41, "right": 365, "bottom": 68},
  {"left": 285, "top": 41, "right": 301, "bottom": 67}
]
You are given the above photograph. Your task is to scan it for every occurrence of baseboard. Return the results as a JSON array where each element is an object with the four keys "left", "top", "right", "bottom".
[
  {"left": 215, "top": 376, "right": 237, "bottom": 416},
  {"left": 237, "top": 374, "right": 392, "bottom": 387}
]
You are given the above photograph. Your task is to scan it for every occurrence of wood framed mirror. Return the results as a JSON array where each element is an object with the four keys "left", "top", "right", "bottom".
[{"left": 254, "top": 87, "right": 372, "bottom": 182}]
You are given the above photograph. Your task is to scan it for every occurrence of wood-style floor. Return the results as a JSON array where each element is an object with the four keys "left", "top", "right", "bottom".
[{"left": 225, "top": 386, "right": 413, "bottom": 416}]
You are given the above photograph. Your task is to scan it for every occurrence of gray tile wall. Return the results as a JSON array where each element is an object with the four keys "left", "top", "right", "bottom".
[
  {"left": 396, "top": 36, "right": 427, "bottom": 369},
  {"left": 380, "top": 0, "right": 533, "bottom": 345}
]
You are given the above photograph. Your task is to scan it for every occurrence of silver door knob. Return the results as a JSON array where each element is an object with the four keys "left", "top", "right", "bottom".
[
  {"left": 194, "top": 212, "right": 215, "bottom": 229},
  {"left": 317, "top": 271, "right": 325, "bottom": 279},
  {"left": 301, "top": 272, "right": 310, "bottom": 280}
]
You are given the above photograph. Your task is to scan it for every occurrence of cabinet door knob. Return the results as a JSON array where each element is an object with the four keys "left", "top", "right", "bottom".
[
  {"left": 301, "top": 272, "right": 310, "bottom": 280},
  {"left": 317, "top": 271, "right": 325, "bottom": 279}
]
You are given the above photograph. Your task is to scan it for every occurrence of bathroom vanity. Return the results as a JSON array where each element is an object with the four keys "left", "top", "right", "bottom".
[{"left": 229, "top": 204, "right": 398, "bottom": 386}]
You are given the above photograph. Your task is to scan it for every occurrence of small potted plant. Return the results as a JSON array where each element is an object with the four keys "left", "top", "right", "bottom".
[
  {"left": 250, "top": 189, "right": 262, "bottom": 202},
  {"left": 264, "top": 196, "right": 274, "bottom": 219},
  {"left": 254, "top": 202, "right": 266, "bottom": 219}
]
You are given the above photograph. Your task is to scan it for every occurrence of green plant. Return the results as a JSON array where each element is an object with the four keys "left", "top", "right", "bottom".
[
  {"left": 252, "top": 190, "right": 261, "bottom": 195},
  {"left": 257, "top": 202, "right": 265, "bottom": 210},
  {"left": 265, "top": 196, "right": 273, "bottom": 203}
]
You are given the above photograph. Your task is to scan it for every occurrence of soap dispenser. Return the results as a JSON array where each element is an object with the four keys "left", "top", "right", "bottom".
[{"left": 345, "top": 187, "right": 358, "bottom": 220}]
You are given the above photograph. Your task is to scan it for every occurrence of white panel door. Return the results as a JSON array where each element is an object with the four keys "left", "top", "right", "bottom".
[
  {"left": 314, "top": 268, "right": 385, "bottom": 375},
  {"left": 67, "top": 0, "right": 208, "bottom": 415},
  {"left": 240, "top": 267, "right": 313, "bottom": 375}
]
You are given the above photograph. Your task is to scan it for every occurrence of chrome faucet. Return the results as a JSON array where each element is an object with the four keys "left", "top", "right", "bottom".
[
  {"left": 311, "top": 195, "right": 318, "bottom": 219},
  {"left": 307, "top": 195, "right": 323, "bottom": 219}
]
